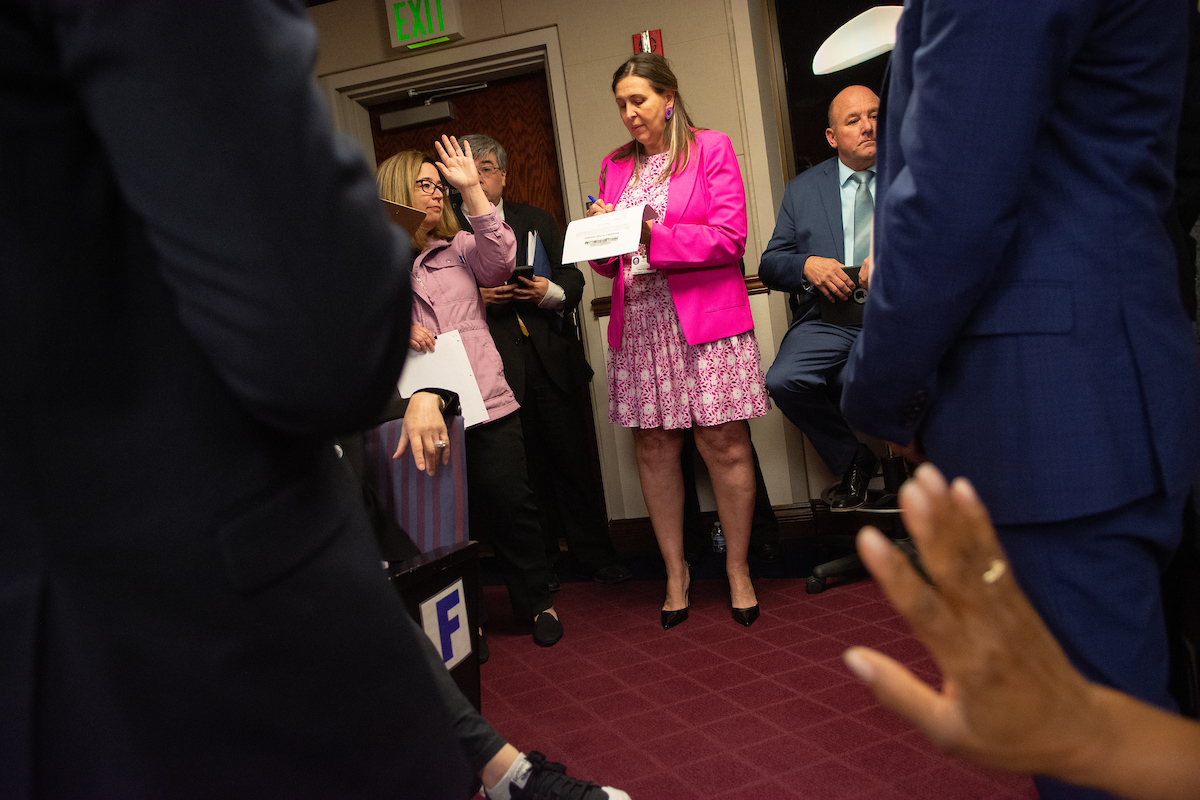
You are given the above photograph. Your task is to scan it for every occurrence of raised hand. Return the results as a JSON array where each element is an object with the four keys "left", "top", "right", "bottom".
[
  {"left": 436, "top": 134, "right": 490, "bottom": 217},
  {"left": 433, "top": 135, "right": 478, "bottom": 193},
  {"left": 844, "top": 463, "right": 1200, "bottom": 799},
  {"left": 845, "top": 465, "right": 1097, "bottom": 774}
]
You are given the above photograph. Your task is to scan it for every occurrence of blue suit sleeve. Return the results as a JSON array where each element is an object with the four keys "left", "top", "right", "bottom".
[
  {"left": 842, "top": 0, "right": 1088, "bottom": 443},
  {"left": 759, "top": 180, "right": 817, "bottom": 295}
]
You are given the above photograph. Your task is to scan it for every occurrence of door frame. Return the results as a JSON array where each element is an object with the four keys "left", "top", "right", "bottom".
[{"left": 317, "top": 27, "right": 583, "bottom": 227}]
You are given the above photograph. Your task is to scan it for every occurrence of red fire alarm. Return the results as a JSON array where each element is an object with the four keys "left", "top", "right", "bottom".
[{"left": 632, "top": 30, "right": 663, "bottom": 55}]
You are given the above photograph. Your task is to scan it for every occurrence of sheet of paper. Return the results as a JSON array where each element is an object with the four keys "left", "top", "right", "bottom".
[
  {"left": 396, "top": 329, "right": 489, "bottom": 427},
  {"left": 561, "top": 203, "right": 655, "bottom": 264}
]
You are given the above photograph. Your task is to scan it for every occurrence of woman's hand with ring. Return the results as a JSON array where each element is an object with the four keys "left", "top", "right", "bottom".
[{"left": 392, "top": 391, "right": 450, "bottom": 476}]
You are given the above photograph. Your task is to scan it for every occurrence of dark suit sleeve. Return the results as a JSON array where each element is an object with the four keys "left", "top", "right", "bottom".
[
  {"left": 759, "top": 178, "right": 818, "bottom": 295},
  {"left": 46, "top": 0, "right": 409, "bottom": 436},
  {"left": 842, "top": 1, "right": 1084, "bottom": 443},
  {"left": 535, "top": 207, "right": 585, "bottom": 310}
]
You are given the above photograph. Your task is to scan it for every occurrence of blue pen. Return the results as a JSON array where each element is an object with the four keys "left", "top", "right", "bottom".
[{"left": 587, "top": 196, "right": 595, "bottom": 203}]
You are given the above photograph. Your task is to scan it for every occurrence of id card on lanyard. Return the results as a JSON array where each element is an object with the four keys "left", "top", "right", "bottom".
[{"left": 630, "top": 252, "right": 653, "bottom": 276}]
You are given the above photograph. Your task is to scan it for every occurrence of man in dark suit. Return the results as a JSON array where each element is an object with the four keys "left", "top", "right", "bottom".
[
  {"left": 842, "top": 2, "right": 1200, "bottom": 796},
  {"left": 761, "top": 85, "right": 881, "bottom": 511},
  {"left": 0, "top": 2, "right": 475, "bottom": 796},
  {"left": 457, "top": 135, "right": 630, "bottom": 586}
]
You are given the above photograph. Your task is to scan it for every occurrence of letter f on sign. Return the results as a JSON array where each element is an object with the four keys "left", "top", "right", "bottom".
[{"left": 435, "top": 589, "right": 461, "bottom": 663}]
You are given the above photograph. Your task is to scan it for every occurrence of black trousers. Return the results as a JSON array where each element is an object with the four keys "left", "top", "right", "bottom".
[
  {"left": 518, "top": 342, "right": 619, "bottom": 573},
  {"left": 465, "top": 412, "right": 555, "bottom": 623}
]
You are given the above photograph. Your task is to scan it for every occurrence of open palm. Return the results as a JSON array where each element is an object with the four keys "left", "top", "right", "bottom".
[{"left": 434, "top": 135, "right": 478, "bottom": 192}]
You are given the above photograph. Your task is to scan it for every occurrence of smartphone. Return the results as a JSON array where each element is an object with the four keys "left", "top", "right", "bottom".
[{"left": 508, "top": 266, "right": 536, "bottom": 284}]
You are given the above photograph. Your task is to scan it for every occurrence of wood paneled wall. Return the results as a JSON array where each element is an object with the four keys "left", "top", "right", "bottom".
[{"left": 370, "top": 71, "right": 568, "bottom": 232}]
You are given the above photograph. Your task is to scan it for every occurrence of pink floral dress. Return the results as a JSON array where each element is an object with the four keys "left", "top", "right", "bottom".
[{"left": 607, "top": 153, "right": 770, "bottom": 429}]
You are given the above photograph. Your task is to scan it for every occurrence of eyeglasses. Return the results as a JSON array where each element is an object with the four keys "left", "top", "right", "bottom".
[
  {"left": 414, "top": 179, "right": 449, "bottom": 196},
  {"left": 478, "top": 165, "right": 500, "bottom": 176}
]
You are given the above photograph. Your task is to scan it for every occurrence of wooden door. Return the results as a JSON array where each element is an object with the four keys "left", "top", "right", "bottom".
[{"left": 370, "top": 71, "right": 566, "bottom": 230}]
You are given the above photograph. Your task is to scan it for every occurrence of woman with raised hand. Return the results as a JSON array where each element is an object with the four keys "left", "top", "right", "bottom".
[
  {"left": 587, "top": 54, "right": 769, "bottom": 629},
  {"left": 378, "top": 136, "right": 563, "bottom": 648}
]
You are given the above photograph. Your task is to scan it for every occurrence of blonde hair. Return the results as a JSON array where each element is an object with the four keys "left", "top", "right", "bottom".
[
  {"left": 610, "top": 53, "right": 701, "bottom": 183},
  {"left": 376, "top": 151, "right": 459, "bottom": 251}
]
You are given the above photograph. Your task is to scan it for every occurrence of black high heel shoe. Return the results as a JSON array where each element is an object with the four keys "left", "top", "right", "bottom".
[
  {"left": 661, "top": 568, "right": 691, "bottom": 630},
  {"left": 731, "top": 604, "right": 760, "bottom": 627}
]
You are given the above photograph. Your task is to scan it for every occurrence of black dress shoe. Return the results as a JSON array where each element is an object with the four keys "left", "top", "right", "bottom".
[
  {"left": 731, "top": 604, "right": 760, "bottom": 627},
  {"left": 548, "top": 573, "right": 561, "bottom": 593},
  {"left": 751, "top": 541, "right": 782, "bottom": 562},
  {"left": 477, "top": 633, "right": 489, "bottom": 664},
  {"left": 532, "top": 612, "right": 563, "bottom": 647},
  {"left": 829, "top": 454, "right": 877, "bottom": 512},
  {"left": 591, "top": 564, "right": 633, "bottom": 584}
]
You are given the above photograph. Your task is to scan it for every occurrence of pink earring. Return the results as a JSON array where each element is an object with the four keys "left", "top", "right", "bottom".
[{"left": 665, "top": 107, "right": 673, "bottom": 121}]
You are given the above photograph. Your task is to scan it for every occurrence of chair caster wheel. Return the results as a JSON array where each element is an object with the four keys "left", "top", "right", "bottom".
[{"left": 806, "top": 576, "right": 826, "bottom": 594}]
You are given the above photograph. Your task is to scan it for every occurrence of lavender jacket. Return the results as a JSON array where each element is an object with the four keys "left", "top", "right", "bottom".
[
  {"left": 590, "top": 128, "right": 751, "bottom": 349},
  {"left": 410, "top": 207, "right": 518, "bottom": 424}
]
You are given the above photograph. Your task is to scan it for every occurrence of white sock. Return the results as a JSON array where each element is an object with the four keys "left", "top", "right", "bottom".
[{"left": 483, "top": 751, "right": 531, "bottom": 800}]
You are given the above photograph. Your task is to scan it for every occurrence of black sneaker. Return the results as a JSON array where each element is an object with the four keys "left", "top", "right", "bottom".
[{"left": 511, "top": 752, "right": 630, "bottom": 800}]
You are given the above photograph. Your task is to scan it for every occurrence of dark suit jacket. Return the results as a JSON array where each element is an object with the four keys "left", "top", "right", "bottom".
[
  {"left": 0, "top": 2, "right": 470, "bottom": 797},
  {"left": 759, "top": 156, "right": 845, "bottom": 323},
  {"left": 456, "top": 200, "right": 593, "bottom": 403},
  {"left": 842, "top": 0, "right": 1200, "bottom": 526}
]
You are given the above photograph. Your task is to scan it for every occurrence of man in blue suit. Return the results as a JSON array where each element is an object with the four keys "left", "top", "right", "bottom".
[
  {"left": 842, "top": 2, "right": 1200, "bottom": 796},
  {"left": 762, "top": 85, "right": 881, "bottom": 510}
]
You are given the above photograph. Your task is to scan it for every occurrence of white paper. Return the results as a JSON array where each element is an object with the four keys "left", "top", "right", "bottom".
[
  {"left": 397, "top": 329, "right": 489, "bottom": 427},
  {"left": 561, "top": 203, "right": 656, "bottom": 264}
]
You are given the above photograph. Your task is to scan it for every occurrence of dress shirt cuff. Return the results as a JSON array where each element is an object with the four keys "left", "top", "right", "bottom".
[{"left": 538, "top": 280, "right": 566, "bottom": 309}]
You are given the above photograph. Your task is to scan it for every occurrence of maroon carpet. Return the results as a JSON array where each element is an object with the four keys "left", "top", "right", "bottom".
[{"left": 478, "top": 577, "right": 1037, "bottom": 799}]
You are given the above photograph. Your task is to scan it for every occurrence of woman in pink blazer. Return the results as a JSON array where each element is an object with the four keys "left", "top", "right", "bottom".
[{"left": 589, "top": 54, "right": 771, "bottom": 629}]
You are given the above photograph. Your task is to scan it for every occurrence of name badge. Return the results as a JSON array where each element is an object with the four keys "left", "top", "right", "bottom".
[{"left": 630, "top": 253, "right": 652, "bottom": 276}]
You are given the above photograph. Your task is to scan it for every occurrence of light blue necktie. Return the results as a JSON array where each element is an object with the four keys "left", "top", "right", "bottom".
[{"left": 850, "top": 171, "right": 874, "bottom": 266}]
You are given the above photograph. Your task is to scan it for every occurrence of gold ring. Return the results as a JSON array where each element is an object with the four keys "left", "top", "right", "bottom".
[{"left": 982, "top": 559, "right": 1007, "bottom": 584}]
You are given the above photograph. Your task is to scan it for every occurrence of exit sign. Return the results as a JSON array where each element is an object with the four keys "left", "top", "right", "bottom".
[{"left": 385, "top": 0, "right": 463, "bottom": 50}]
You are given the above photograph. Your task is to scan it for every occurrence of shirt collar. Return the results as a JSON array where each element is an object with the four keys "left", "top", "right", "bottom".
[{"left": 838, "top": 158, "right": 876, "bottom": 187}]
